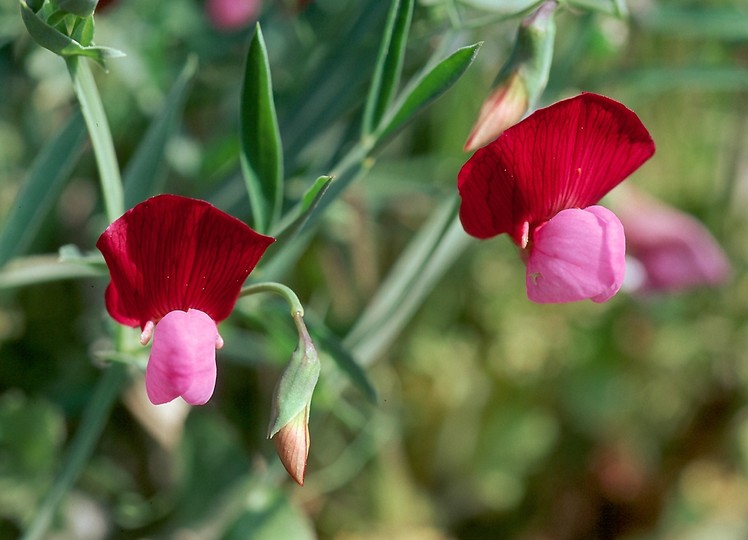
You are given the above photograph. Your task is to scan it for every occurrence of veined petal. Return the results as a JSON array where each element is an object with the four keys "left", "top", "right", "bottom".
[
  {"left": 146, "top": 309, "right": 219, "bottom": 405},
  {"left": 97, "top": 194, "right": 275, "bottom": 329},
  {"left": 526, "top": 206, "right": 625, "bottom": 303},
  {"left": 458, "top": 93, "right": 654, "bottom": 244}
]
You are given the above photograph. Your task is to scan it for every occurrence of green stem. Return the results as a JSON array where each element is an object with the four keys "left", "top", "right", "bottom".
[
  {"left": 21, "top": 362, "right": 128, "bottom": 540},
  {"left": 240, "top": 282, "right": 305, "bottom": 317},
  {"left": 66, "top": 57, "right": 124, "bottom": 223}
]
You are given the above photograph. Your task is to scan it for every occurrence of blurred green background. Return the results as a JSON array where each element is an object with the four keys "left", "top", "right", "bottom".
[{"left": 1, "top": 0, "right": 748, "bottom": 538}]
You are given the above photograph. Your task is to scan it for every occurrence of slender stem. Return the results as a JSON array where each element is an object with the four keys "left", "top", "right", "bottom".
[
  {"left": 240, "top": 281, "right": 305, "bottom": 317},
  {"left": 66, "top": 57, "right": 124, "bottom": 223},
  {"left": 22, "top": 362, "right": 128, "bottom": 540}
]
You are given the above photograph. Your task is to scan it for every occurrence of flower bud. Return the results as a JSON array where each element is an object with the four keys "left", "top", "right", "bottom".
[
  {"left": 273, "top": 406, "right": 311, "bottom": 486},
  {"left": 268, "top": 312, "right": 320, "bottom": 486},
  {"left": 464, "top": 1, "right": 557, "bottom": 151}
]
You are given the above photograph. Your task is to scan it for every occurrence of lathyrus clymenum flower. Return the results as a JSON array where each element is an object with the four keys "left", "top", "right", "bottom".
[
  {"left": 97, "top": 194, "right": 274, "bottom": 405},
  {"left": 458, "top": 92, "right": 655, "bottom": 303}
]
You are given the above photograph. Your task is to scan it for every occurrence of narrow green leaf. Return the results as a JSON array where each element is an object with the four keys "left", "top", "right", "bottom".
[
  {"left": 374, "top": 42, "right": 482, "bottom": 142},
  {"left": 240, "top": 23, "right": 283, "bottom": 234},
  {"left": 0, "top": 113, "right": 86, "bottom": 269},
  {"left": 124, "top": 57, "right": 197, "bottom": 208},
  {"left": 70, "top": 14, "right": 94, "bottom": 46},
  {"left": 56, "top": 0, "right": 98, "bottom": 17},
  {"left": 362, "top": 0, "right": 414, "bottom": 136},
  {"left": 19, "top": 0, "right": 124, "bottom": 68},
  {"left": 270, "top": 176, "right": 331, "bottom": 239},
  {"left": 306, "top": 314, "right": 377, "bottom": 403},
  {"left": 0, "top": 256, "right": 105, "bottom": 290},
  {"left": 344, "top": 196, "right": 471, "bottom": 365}
]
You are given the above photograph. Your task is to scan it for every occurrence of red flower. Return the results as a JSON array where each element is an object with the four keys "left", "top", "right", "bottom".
[
  {"left": 97, "top": 195, "right": 274, "bottom": 405},
  {"left": 458, "top": 93, "right": 655, "bottom": 303}
]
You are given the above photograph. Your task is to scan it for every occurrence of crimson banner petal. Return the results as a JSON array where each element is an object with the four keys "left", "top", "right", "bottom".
[
  {"left": 458, "top": 93, "right": 655, "bottom": 244},
  {"left": 97, "top": 194, "right": 275, "bottom": 328}
]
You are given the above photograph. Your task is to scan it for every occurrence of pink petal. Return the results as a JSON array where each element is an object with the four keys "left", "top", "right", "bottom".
[
  {"left": 616, "top": 189, "right": 730, "bottom": 292},
  {"left": 526, "top": 206, "right": 625, "bottom": 303},
  {"left": 97, "top": 195, "right": 275, "bottom": 329},
  {"left": 206, "top": 0, "right": 261, "bottom": 30},
  {"left": 146, "top": 309, "right": 219, "bottom": 406},
  {"left": 458, "top": 93, "right": 655, "bottom": 244},
  {"left": 464, "top": 72, "right": 528, "bottom": 152}
]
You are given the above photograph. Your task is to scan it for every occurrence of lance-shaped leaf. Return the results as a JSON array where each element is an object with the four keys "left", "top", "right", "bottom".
[
  {"left": 56, "top": 0, "right": 98, "bottom": 17},
  {"left": 240, "top": 23, "right": 283, "bottom": 234},
  {"left": 0, "top": 113, "right": 86, "bottom": 269},
  {"left": 271, "top": 176, "right": 331, "bottom": 239},
  {"left": 374, "top": 42, "right": 482, "bottom": 143},
  {"left": 19, "top": 0, "right": 124, "bottom": 68},
  {"left": 361, "top": 0, "right": 414, "bottom": 136},
  {"left": 123, "top": 58, "right": 197, "bottom": 208}
]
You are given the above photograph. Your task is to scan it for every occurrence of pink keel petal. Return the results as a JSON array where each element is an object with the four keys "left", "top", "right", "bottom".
[
  {"left": 526, "top": 206, "right": 625, "bottom": 303},
  {"left": 146, "top": 309, "right": 219, "bottom": 406}
]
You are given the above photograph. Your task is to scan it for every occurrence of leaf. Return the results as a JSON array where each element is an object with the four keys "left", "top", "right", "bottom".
[
  {"left": 0, "top": 256, "right": 105, "bottom": 290},
  {"left": 56, "top": 0, "right": 98, "bottom": 17},
  {"left": 19, "top": 0, "right": 124, "bottom": 68},
  {"left": 270, "top": 176, "right": 331, "bottom": 239},
  {"left": 361, "top": 0, "right": 414, "bottom": 136},
  {"left": 344, "top": 196, "right": 472, "bottom": 365},
  {"left": 240, "top": 23, "right": 283, "bottom": 234},
  {"left": 0, "top": 113, "right": 86, "bottom": 269},
  {"left": 123, "top": 57, "right": 197, "bottom": 208},
  {"left": 306, "top": 314, "right": 377, "bottom": 403},
  {"left": 70, "top": 14, "right": 94, "bottom": 46},
  {"left": 374, "top": 42, "right": 482, "bottom": 143}
]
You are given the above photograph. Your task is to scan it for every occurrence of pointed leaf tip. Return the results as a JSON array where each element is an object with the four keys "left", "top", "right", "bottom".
[{"left": 240, "top": 23, "right": 284, "bottom": 233}]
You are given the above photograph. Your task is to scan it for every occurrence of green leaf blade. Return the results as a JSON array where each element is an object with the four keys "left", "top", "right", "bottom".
[
  {"left": 361, "top": 0, "right": 415, "bottom": 136},
  {"left": 240, "top": 23, "right": 284, "bottom": 234},
  {"left": 0, "top": 113, "right": 86, "bottom": 269},
  {"left": 374, "top": 42, "right": 483, "bottom": 143}
]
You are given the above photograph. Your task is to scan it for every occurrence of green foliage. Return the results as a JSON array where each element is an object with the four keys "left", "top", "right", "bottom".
[
  {"left": 3, "top": 0, "right": 748, "bottom": 538},
  {"left": 0, "top": 114, "right": 86, "bottom": 269},
  {"left": 19, "top": 0, "right": 123, "bottom": 67},
  {"left": 240, "top": 23, "right": 283, "bottom": 234},
  {"left": 362, "top": 0, "right": 414, "bottom": 137}
]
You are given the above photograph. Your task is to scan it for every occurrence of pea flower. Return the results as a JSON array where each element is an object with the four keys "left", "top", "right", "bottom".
[
  {"left": 206, "top": 0, "right": 262, "bottom": 30},
  {"left": 458, "top": 93, "right": 655, "bottom": 303},
  {"left": 97, "top": 194, "right": 274, "bottom": 405},
  {"left": 615, "top": 187, "right": 730, "bottom": 293}
]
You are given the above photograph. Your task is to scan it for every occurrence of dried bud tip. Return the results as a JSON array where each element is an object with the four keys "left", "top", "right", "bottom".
[{"left": 272, "top": 409, "right": 310, "bottom": 486}]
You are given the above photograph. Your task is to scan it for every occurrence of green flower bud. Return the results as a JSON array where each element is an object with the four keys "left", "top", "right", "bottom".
[{"left": 465, "top": 0, "right": 558, "bottom": 151}]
